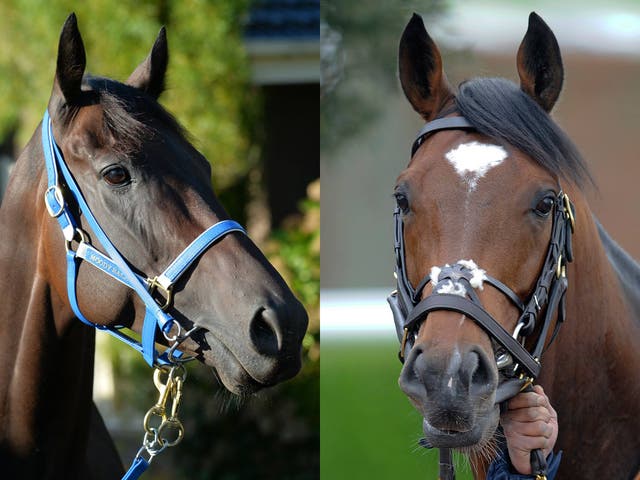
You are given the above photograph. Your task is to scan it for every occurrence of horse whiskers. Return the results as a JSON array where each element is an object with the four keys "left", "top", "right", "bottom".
[{"left": 458, "top": 431, "right": 501, "bottom": 472}]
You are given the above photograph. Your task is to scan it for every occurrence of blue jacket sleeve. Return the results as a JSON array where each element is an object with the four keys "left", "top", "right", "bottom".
[{"left": 486, "top": 449, "right": 562, "bottom": 480}]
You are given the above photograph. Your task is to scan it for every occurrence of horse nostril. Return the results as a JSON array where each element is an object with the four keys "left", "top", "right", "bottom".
[
  {"left": 468, "top": 348, "right": 495, "bottom": 397},
  {"left": 249, "top": 307, "right": 280, "bottom": 356}
]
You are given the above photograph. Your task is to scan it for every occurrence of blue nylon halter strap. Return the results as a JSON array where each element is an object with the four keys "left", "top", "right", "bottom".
[
  {"left": 122, "top": 456, "right": 149, "bottom": 480},
  {"left": 41, "top": 109, "right": 245, "bottom": 368}
]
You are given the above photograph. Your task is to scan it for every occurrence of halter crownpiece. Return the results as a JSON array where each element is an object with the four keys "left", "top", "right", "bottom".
[{"left": 389, "top": 115, "right": 576, "bottom": 480}]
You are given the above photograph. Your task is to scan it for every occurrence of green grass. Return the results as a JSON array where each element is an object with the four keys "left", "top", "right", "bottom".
[{"left": 321, "top": 338, "right": 473, "bottom": 479}]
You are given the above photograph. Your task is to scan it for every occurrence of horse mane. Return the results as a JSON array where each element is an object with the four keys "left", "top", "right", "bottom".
[
  {"left": 454, "top": 77, "right": 593, "bottom": 188},
  {"left": 61, "top": 75, "right": 188, "bottom": 158},
  {"left": 596, "top": 217, "right": 640, "bottom": 323}
]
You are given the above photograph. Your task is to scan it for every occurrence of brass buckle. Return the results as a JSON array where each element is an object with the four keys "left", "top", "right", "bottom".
[
  {"left": 399, "top": 328, "right": 409, "bottom": 361},
  {"left": 147, "top": 276, "right": 174, "bottom": 311},
  {"left": 518, "top": 374, "right": 534, "bottom": 392},
  {"left": 562, "top": 193, "right": 575, "bottom": 233},
  {"left": 555, "top": 254, "right": 563, "bottom": 279}
]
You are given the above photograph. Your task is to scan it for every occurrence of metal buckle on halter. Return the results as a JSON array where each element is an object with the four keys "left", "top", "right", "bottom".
[
  {"left": 65, "top": 228, "right": 90, "bottom": 253},
  {"left": 556, "top": 254, "right": 564, "bottom": 278},
  {"left": 399, "top": 327, "right": 409, "bottom": 361},
  {"left": 562, "top": 193, "right": 575, "bottom": 232},
  {"left": 147, "top": 276, "right": 174, "bottom": 311},
  {"left": 44, "top": 185, "right": 65, "bottom": 218}
]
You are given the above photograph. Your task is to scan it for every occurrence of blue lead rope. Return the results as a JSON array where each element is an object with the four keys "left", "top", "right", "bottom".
[{"left": 122, "top": 457, "right": 150, "bottom": 480}]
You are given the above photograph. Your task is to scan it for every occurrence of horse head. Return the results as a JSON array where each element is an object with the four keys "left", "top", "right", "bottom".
[
  {"left": 43, "top": 14, "right": 308, "bottom": 395},
  {"left": 393, "top": 12, "right": 588, "bottom": 456}
]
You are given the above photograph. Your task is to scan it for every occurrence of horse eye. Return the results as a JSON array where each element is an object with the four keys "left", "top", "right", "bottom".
[
  {"left": 102, "top": 166, "right": 131, "bottom": 186},
  {"left": 534, "top": 196, "right": 555, "bottom": 217},
  {"left": 395, "top": 193, "right": 410, "bottom": 213}
]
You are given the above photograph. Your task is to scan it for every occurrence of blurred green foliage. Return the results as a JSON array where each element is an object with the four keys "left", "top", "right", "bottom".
[
  {"left": 320, "top": 1, "right": 446, "bottom": 151},
  {"left": 0, "top": 0, "right": 255, "bottom": 189},
  {"left": 267, "top": 180, "right": 320, "bottom": 335}
]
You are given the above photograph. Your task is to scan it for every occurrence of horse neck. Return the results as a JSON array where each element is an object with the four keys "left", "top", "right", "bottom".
[
  {"left": 0, "top": 130, "right": 95, "bottom": 473},
  {"left": 539, "top": 193, "right": 640, "bottom": 476},
  {"left": 555, "top": 203, "right": 640, "bottom": 388}
]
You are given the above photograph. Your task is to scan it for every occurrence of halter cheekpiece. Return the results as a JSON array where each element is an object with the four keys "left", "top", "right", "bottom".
[
  {"left": 42, "top": 109, "right": 245, "bottom": 478},
  {"left": 388, "top": 115, "right": 576, "bottom": 480}
]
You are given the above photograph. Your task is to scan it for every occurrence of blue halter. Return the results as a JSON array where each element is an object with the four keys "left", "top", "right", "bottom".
[{"left": 41, "top": 109, "right": 245, "bottom": 367}]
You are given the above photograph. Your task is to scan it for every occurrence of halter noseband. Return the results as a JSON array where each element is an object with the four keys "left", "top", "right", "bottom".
[
  {"left": 42, "top": 109, "right": 245, "bottom": 367},
  {"left": 388, "top": 116, "right": 575, "bottom": 479}
]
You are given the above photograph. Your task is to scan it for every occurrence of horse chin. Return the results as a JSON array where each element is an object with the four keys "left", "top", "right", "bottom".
[
  {"left": 186, "top": 334, "right": 267, "bottom": 395},
  {"left": 421, "top": 405, "right": 500, "bottom": 450},
  {"left": 181, "top": 329, "right": 302, "bottom": 396}
]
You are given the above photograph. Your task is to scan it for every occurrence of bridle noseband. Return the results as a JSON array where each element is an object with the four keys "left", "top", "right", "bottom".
[
  {"left": 42, "top": 109, "right": 245, "bottom": 478},
  {"left": 388, "top": 115, "right": 576, "bottom": 480}
]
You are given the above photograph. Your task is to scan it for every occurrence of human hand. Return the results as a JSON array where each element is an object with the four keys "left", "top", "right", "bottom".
[{"left": 500, "top": 385, "right": 558, "bottom": 475}]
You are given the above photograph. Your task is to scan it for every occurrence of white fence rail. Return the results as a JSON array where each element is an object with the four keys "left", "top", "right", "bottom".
[{"left": 320, "top": 288, "right": 397, "bottom": 339}]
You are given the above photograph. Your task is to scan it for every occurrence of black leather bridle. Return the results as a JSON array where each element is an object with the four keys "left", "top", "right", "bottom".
[{"left": 387, "top": 116, "right": 576, "bottom": 480}]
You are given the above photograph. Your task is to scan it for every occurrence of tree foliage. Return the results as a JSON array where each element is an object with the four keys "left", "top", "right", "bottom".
[
  {"left": 320, "top": 1, "right": 447, "bottom": 151},
  {"left": 0, "top": 0, "right": 254, "bottom": 189}
]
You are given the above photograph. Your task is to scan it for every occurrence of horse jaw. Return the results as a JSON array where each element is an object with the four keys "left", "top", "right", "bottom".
[{"left": 175, "top": 309, "right": 306, "bottom": 396}]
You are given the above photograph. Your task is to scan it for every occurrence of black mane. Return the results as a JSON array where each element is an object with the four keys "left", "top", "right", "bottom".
[
  {"left": 454, "top": 77, "right": 593, "bottom": 188},
  {"left": 73, "top": 75, "right": 188, "bottom": 157}
]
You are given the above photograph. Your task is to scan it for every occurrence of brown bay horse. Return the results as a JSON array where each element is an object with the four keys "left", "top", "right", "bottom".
[
  {"left": 0, "top": 14, "right": 307, "bottom": 479},
  {"left": 390, "top": 12, "right": 640, "bottom": 479}
]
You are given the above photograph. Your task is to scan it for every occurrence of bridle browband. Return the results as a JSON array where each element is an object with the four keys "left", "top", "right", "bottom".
[
  {"left": 42, "top": 109, "right": 245, "bottom": 478},
  {"left": 388, "top": 115, "right": 576, "bottom": 480}
]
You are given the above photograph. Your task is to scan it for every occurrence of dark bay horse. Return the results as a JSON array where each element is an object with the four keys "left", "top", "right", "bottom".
[
  {"left": 0, "top": 14, "right": 307, "bottom": 478},
  {"left": 391, "top": 12, "right": 640, "bottom": 479}
]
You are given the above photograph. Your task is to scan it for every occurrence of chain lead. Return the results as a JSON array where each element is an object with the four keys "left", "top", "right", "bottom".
[{"left": 134, "top": 365, "right": 188, "bottom": 468}]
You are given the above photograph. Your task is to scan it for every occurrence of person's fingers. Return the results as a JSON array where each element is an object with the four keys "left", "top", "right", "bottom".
[
  {"left": 506, "top": 391, "right": 543, "bottom": 410},
  {"left": 503, "top": 419, "right": 554, "bottom": 439},
  {"left": 508, "top": 434, "right": 552, "bottom": 475},
  {"left": 502, "top": 385, "right": 560, "bottom": 473},
  {"left": 508, "top": 433, "right": 552, "bottom": 453},
  {"left": 535, "top": 386, "right": 558, "bottom": 422},
  {"left": 502, "top": 405, "right": 552, "bottom": 423}
]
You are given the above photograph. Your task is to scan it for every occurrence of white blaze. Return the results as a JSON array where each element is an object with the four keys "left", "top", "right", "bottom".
[{"left": 445, "top": 141, "right": 507, "bottom": 191}]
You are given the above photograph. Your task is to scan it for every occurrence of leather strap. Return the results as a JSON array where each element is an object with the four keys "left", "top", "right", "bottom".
[
  {"left": 406, "top": 294, "right": 541, "bottom": 378},
  {"left": 439, "top": 447, "right": 455, "bottom": 480},
  {"left": 411, "top": 116, "right": 475, "bottom": 157}
]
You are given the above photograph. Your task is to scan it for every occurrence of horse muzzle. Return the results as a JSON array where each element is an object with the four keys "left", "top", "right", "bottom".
[
  {"left": 191, "top": 297, "right": 308, "bottom": 394},
  {"left": 398, "top": 335, "right": 499, "bottom": 448}
]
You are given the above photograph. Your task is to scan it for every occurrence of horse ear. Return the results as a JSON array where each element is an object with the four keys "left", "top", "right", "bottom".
[
  {"left": 398, "top": 13, "right": 453, "bottom": 121},
  {"left": 517, "top": 12, "right": 563, "bottom": 112},
  {"left": 126, "top": 27, "right": 168, "bottom": 99},
  {"left": 54, "top": 13, "right": 86, "bottom": 105}
]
